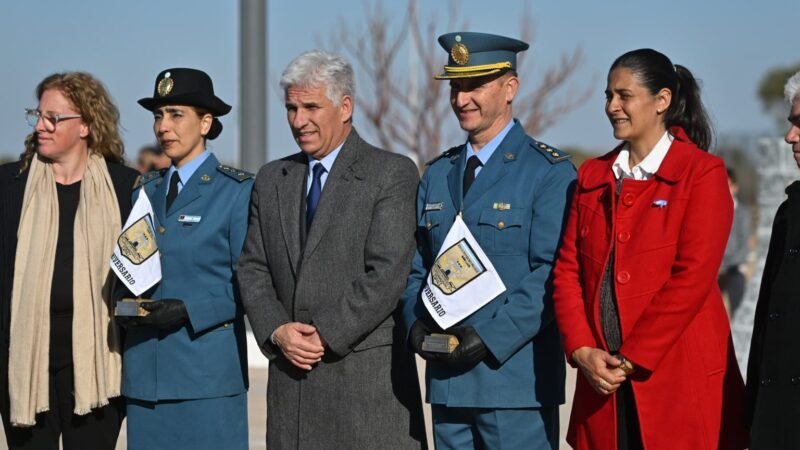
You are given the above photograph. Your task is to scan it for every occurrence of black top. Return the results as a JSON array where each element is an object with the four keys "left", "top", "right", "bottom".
[
  {"left": 49, "top": 181, "right": 81, "bottom": 369},
  {"left": 51, "top": 181, "right": 81, "bottom": 315}
]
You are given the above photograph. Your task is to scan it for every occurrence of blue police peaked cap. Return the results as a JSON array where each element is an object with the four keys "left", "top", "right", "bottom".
[{"left": 435, "top": 32, "right": 529, "bottom": 80}]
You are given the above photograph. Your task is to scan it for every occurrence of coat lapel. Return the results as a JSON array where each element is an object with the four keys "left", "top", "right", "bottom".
[
  {"left": 302, "top": 129, "right": 364, "bottom": 261},
  {"left": 277, "top": 153, "right": 307, "bottom": 277},
  {"left": 446, "top": 146, "right": 465, "bottom": 212},
  {"left": 653, "top": 127, "right": 693, "bottom": 183},
  {"left": 150, "top": 172, "right": 168, "bottom": 226},
  {"left": 166, "top": 154, "right": 218, "bottom": 217}
]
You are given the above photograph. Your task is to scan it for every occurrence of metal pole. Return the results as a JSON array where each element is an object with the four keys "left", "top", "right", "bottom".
[{"left": 240, "top": 0, "right": 267, "bottom": 171}]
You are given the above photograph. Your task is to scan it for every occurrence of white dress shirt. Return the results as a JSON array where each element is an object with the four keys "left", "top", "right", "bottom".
[{"left": 611, "top": 132, "right": 674, "bottom": 181}]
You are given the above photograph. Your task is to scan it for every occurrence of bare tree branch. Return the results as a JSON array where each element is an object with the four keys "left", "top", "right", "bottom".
[{"left": 323, "top": 0, "right": 593, "bottom": 166}]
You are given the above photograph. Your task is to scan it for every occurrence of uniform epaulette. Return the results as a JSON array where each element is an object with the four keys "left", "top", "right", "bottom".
[
  {"left": 425, "top": 146, "right": 461, "bottom": 166},
  {"left": 531, "top": 140, "right": 571, "bottom": 164},
  {"left": 217, "top": 164, "right": 254, "bottom": 182},
  {"left": 133, "top": 169, "right": 165, "bottom": 189}
]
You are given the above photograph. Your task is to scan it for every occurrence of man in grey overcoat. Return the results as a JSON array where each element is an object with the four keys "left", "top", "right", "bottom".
[{"left": 237, "top": 50, "right": 426, "bottom": 449}]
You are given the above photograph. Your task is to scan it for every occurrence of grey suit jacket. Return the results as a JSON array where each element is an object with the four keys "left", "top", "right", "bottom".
[{"left": 237, "top": 129, "right": 426, "bottom": 449}]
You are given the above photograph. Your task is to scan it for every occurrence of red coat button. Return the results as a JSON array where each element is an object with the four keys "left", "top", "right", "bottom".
[
  {"left": 617, "top": 231, "right": 631, "bottom": 242},
  {"left": 622, "top": 193, "right": 636, "bottom": 206},
  {"left": 616, "top": 271, "right": 631, "bottom": 284},
  {"left": 580, "top": 226, "right": 589, "bottom": 237}
]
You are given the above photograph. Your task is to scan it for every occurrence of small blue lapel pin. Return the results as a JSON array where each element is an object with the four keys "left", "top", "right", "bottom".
[{"left": 652, "top": 199, "right": 668, "bottom": 208}]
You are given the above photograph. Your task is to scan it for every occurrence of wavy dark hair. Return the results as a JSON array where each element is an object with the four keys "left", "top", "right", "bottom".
[
  {"left": 610, "top": 48, "right": 713, "bottom": 151},
  {"left": 20, "top": 72, "right": 125, "bottom": 171}
]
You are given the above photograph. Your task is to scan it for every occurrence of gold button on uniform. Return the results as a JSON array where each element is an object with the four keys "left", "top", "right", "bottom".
[
  {"left": 159, "top": 226, "right": 166, "bottom": 234},
  {"left": 497, "top": 221, "right": 506, "bottom": 230},
  {"left": 426, "top": 221, "right": 433, "bottom": 230}
]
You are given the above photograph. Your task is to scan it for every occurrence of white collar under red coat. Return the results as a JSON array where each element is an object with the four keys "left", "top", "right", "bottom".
[{"left": 611, "top": 131, "right": 674, "bottom": 181}]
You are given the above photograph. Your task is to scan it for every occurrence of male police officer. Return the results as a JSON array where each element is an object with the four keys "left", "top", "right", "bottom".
[{"left": 402, "top": 32, "right": 576, "bottom": 449}]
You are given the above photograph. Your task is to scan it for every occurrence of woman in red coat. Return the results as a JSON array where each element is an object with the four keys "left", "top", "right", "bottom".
[{"left": 553, "top": 48, "right": 748, "bottom": 450}]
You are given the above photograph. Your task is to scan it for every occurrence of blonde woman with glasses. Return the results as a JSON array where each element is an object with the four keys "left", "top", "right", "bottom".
[{"left": 0, "top": 72, "right": 138, "bottom": 450}]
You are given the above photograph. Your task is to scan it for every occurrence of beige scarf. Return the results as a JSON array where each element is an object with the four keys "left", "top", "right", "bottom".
[{"left": 9, "top": 153, "right": 122, "bottom": 426}]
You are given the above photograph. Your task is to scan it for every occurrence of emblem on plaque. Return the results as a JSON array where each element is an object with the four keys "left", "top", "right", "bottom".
[
  {"left": 157, "top": 72, "right": 173, "bottom": 97},
  {"left": 118, "top": 215, "right": 158, "bottom": 265},
  {"left": 431, "top": 239, "right": 486, "bottom": 294},
  {"left": 451, "top": 43, "right": 470, "bottom": 66}
]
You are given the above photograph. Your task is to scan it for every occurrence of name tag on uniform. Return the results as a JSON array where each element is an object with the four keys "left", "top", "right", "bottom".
[
  {"left": 178, "top": 215, "right": 202, "bottom": 224},
  {"left": 424, "top": 202, "right": 444, "bottom": 211}
]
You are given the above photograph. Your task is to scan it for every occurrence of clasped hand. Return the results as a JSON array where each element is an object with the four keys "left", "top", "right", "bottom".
[
  {"left": 572, "top": 346, "right": 627, "bottom": 396},
  {"left": 273, "top": 322, "right": 325, "bottom": 371}
]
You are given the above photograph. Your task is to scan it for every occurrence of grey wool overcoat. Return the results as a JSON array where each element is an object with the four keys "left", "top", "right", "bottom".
[{"left": 237, "top": 129, "right": 427, "bottom": 449}]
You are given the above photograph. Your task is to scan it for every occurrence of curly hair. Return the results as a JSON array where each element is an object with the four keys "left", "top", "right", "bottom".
[{"left": 20, "top": 72, "right": 124, "bottom": 171}]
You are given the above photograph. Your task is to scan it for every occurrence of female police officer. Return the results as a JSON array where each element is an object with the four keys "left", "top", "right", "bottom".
[{"left": 119, "top": 68, "right": 252, "bottom": 450}]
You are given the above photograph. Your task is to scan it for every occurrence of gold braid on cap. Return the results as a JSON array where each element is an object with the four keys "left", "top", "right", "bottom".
[
  {"left": 443, "top": 61, "right": 512, "bottom": 73},
  {"left": 435, "top": 61, "right": 513, "bottom": 80}
]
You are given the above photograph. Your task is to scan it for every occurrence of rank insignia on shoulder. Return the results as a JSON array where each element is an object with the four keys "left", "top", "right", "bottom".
[
  {"left": 133, "top": 169, "right": 165, "bottom": 189},
  {"left": 426, "top": 146, "right": 461, "bottom": 166},
  {"left": 217, "top": 164, "right": 254, "bottom": 182},
  {"left": 531, "top": 140, "right": 571, "bottom": 164}
]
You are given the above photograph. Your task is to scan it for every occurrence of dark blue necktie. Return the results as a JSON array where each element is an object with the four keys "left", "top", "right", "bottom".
[
  {"left": 166, "top": 171, "right": 181, "bottom": 211},
  {"left": 463, "top": 155, "right": 481, "bottom": 196},
  {"left": 306, "top": 162, "right": 326, "bottom": 230}
]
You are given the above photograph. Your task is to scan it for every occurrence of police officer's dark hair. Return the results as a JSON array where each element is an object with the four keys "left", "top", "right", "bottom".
[
  {"left": 191, "top": 106, "right": 223, "bottom": 140},
  {"left": 610, "top": 48, "right": 713, "bottom": 151}
]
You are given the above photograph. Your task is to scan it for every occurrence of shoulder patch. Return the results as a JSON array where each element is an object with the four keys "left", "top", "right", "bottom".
[
  {"left": 133, "top": 169, "right": 165, "bottom": 189},
  {"left": 531, "top": 140, "right": 571, "bottom": 164},
  {"left": 425, "top": 146, "right": 461, "bottom": 166},
  {"left": 217, "top": 164, "right": 254, "bottom": 182}
]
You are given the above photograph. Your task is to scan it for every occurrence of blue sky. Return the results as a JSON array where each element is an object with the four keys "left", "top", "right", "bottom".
[{"left": 1, "top": 0, "right": 796, "bottom": 168}]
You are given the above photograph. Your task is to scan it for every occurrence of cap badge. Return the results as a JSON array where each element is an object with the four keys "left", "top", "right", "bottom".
[
  {"left": 157, "top": 72, "right": 173, "bottom": 97},
  {"left": 451, "top": 42, "right": 469, "bottom": 66}
]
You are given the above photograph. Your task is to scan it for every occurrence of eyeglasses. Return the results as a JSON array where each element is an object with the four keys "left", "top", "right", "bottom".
[{"left": 24, "top": 109, "right": 82, "bottom": 132}]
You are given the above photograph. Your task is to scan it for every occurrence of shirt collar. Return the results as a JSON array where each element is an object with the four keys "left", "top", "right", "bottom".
[
  {"left": 612, "top": 131, "right": 674, "bottom": 180},
  {"left": 167, "top": 150, "right": 210, "bottom": 185},
  {"left": 465, "top": 119, "right": 515, "bottom": 166},
  {"left": 307, "top": 142, "right": 344, "bottom": 174}
]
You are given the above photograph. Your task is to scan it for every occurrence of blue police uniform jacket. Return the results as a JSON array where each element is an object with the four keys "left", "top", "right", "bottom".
[
  {"left": 123, "top": 153, "right": 253, "bottom": 401},
  {"left": 401, "top": 120, "right": 576, "bottom": 408}
]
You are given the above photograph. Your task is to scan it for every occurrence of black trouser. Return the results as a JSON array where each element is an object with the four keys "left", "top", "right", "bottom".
[
  {"left": 2, "top": 365, "right": 124, "bottom": 450},
  {"left": 616, "top": 381, "right": 643, "bottom": 450},
  {"left": 718, "top": 266, "right": 746, "bottom": 317}
]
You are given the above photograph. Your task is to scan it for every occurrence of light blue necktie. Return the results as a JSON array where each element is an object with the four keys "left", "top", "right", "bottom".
[{"left": 306, "top": 162, "right": 326, "bottom": 230}]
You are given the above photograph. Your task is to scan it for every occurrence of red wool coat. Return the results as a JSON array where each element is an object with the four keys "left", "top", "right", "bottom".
[{"left": 553, "top": 128, "right": 748, "bottom": 450}]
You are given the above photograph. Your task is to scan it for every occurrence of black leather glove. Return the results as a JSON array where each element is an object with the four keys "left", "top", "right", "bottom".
[
  {"left": 137, "top": 299, "right": 189, "bottom": 329},
  {"left": 409, "top": 320, "right": 443, "bottom": 361},
  {"left": 439, "top": 326, "right": 488, "bottom": 369},
  {"left": 116, "top": 315, "right": 140, "bottom": 329}
]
